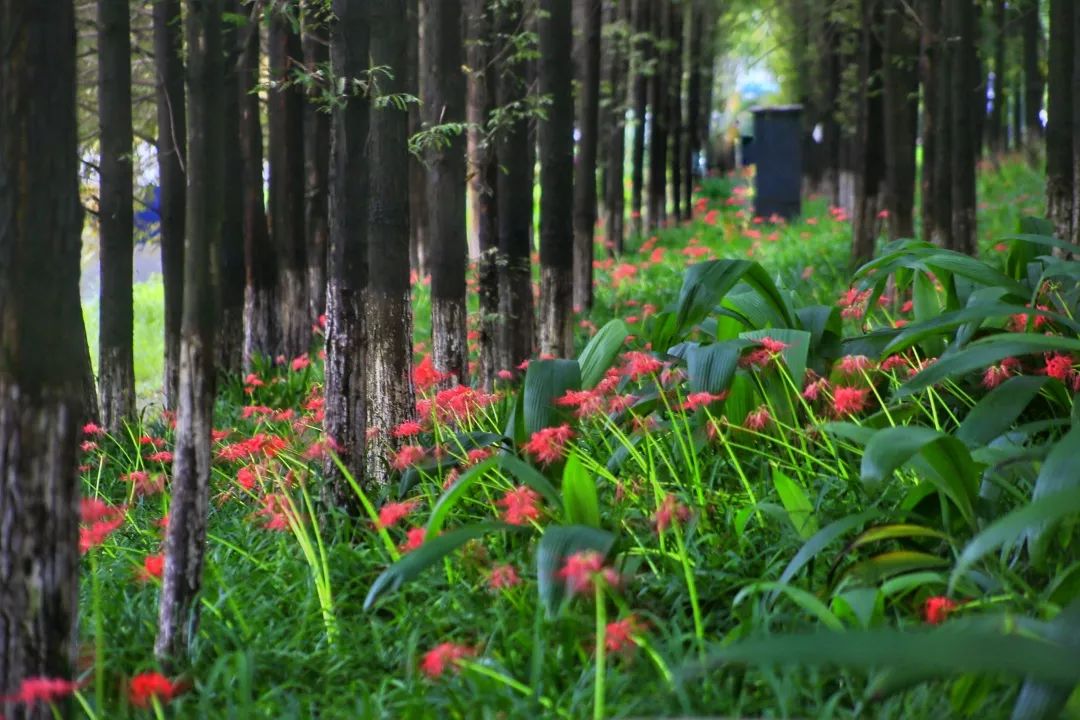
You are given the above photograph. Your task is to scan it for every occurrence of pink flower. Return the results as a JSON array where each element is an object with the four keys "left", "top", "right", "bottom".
[
  {"left": 1044, "top": 353, "right": 1075, "bottom": 383},
  {"left": 6, "top": 676, "right": 81, "bottom": 704},
  {"left": 880, "top": 354, "right": 909, "bottom": 372},
  {"left": 138, "top": 554, "right": 164, "bottom": 582},
  {"left": 420, "top": 642, "right": 474, "bottom": 679},
  {"left": 497, "top": 486, "right": 541, "bottom": 525},
  {"left": 605, "top": 615, "right": 644, "bottom": 654},
  {"left": 82, "top": 422, "right": 104, "bottom": 436},
  {"left": 392, "top": 420, "right": 424, "bottom": 438},
  {"left": 831, "top": 386, "right": 869, "bottom": 417},
  {"left": 556, "top": 389, "right": 605, "bottom": 418},
  {"left": 401, "top": 527, "right": 427, "bottom": 553},
  {"left": 681, "top": 391, "right": 728, "bottom": 411},
  {"left": 129, "top": 672, "right": 183, "bottom": 707},
  {"left": 654, "top": 493, "right": 690, "bottom": 533},
  {"left": 488, "top": 563, "right": 521, "bottom": 590},
  {"left": 620, "top": 351, "right": 663, "bottom": 381},
  {"left": 743, "top": 405, "right": 771, "bottom": 431},
  {"left": 377, "top": 500, "right": 419, "bottom": 529},
  {"left": 836, "top": 354, "right": 874, "bottom": 376},
  {"left": 496, "top": 369, "right": 514, "bottom": 381},
  {"left": 802, "top": 378, "right": 829, "bottom": 401},
  {"left": 522, "top": 425, "right": 573, "bottom": 465},
  {"left": 924, "top": 596, "right": 958, "bottom": 625},
  {"left": 413, "top": 354, "right": 447, "bottom": 392},
  {"left": 146, "top": 451, "right": 173, "bottom": 464},
  {"left": 982, "top": 356, "right": 1021, "bottom": 389},
  {"left": 558, "top": 550, "right": 617, "bottom": 595},
  {"left": 290, "top": 353, "right": 311, "bottom": 372},
  {"left": 391, "top": 444, "right": 426, "bottom": 471}
]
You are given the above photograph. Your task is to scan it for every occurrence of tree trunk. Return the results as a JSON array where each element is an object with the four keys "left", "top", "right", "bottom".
[
  {"left": 948, "top": 0, "right": 978, "bottom": 255},
  {"left": 240, "top": 1, "right": 277, "bottom": 369},
  {"left": 366, "top": 0, "right": 415, "bottom": 486},
  {"left": 572, "top": 0, "right": 600, "bottom": 313},
  {"left": 683, "top": 0, "right": 703, "bottom": 215},
  {"left": 851, "top": 0, "right": 885, "bottom": 266},
  {"left": 1022, "top": 0, "right": 1044, "bottom": 148},
  {"left": 668, "top": 0, "right": 684, "bottom": 223},
  {"left": 495, "top": 0, "right": 536, "bottom": 373},
  {"left": 467, "top": 0, "right": 500, "bottom": 389},
  {"left": 1073, "top": 0, "right": 1080, "bottom": 246},
  {"left": 925, "top": 0, "right": 952, "bottom": 247},
  {"left": 408, "top": 0, "right": 429, "bottom": 277},
  {"left": 324, "top": 0, "right": 369, "bottom": 507},
  {"left": 629, "top": 0, "right": 650, "bottom": 240},
  {"left": 646, "top": 1, "right": 669, "bottom": 232},
  {"left": 154, "top": 0, "right": 187, "bottom": 407},
  {"left": 97, "top": 0, "right": 135, "bottom": 432},
  {"left": 303, "top": 7, "right": 331, "bottom": 324},
  {"left": 538, "top": 0, "right": 576, "bottom": 357},
  {"left": 604, "top": 1, "right": 629, "bottom": 255},
  {"left": 269, "top": 1, "right": 310, "bottom": 359},
  {"left": 987, "top": 0, "right": 1007, "bottom": 155},
  {"left": 156, "top": 0, "right": 222, "bottom": 664},
  {"left": 422, "top": 0, "right": 469, "bottom": 383},
  {"left": 0, "top": 3, "right": 84, "bottom": 714},
  {"left": 882, "top": 0, "right": 919, "bottom": 240},
  {"left": 218, "top": 0, "right": 246, "bottom": 376}
]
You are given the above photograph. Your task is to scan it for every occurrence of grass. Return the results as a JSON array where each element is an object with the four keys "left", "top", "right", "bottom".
[{"left": 67, "top": 154, "right": 1080, "bottom": 719}]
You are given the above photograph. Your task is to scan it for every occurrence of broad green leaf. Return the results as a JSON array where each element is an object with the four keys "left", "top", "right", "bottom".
[
  {"left": 1027, "top": 425, "right": 1080, "bottom": 564},
  {"left": 849, "top": 524, "right": 951, "bottom": 549},
  {"left": 425, "top": 457, "right": 500, "bottom": 536},
  {"left": 561, "top": 453, "right": 600, "bottom": 528},
  {"left": 365, "top": 523, "right": 521, "bottom": 610},
  {"left": 844, "top": 551, "right": 950, "bottom": 585},
  {"left": 741, "top": 328, "right": 812, "bottom": 389},
  {"left": 772, "top": 465, "right": 818, "bottom": 539},
  {"left": 577, "top": 319, "right": 629, "bottom": 388},
  {"left": 956, "top": 376, "right": 1050, "bottom": 447},
  {"left": 684, "top": 340, "right": 748, "bottom": 394},
  {"left": 522, "top": 359, "right": 581, "bottom": 436},
  {"left": 884, "top": 304, "right": 1077, "bottom": 356},
  {"left": 536, "top": 525, "right": 615, "bottom": 618},
  {"left": 733, "top": 581, "right": 843, "bottom": 630},
  {"left": 494, "top": 453, "right": 561, "bottom": 506},
  {"left": 1010, "top": 599, "right": 1080, "bottom": 720},
  {"left": 771, "top": 510, "right": 879, "bottom": 604}
]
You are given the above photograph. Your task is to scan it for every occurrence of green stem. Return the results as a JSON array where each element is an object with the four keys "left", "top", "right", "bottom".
[{"left": 594, "top": 582, "right": 607, "bottom": 720}]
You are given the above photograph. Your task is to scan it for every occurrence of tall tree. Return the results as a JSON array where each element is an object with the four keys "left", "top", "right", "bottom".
[
  {"left": 881, "top": 0, "right": 919, "bottom": 240},
  {"left": 303, "top": 3, "right": 331, "bottom": 323},
  {"left": 923, "top": 0, "right": 951, "bottom": 246},
  {"left": 987, "top": 0, "right": 1007, "bottom": 155},
  {"left": 1045, "top": 0, "right": 1073, "bottom": 242},
  {"left": 324, "top": 0, "right": 369, "bottom": 505},
  {"left": 154, "top": 0, "right": 187, "bottom": 407},
  {"left": 97, "top": 0, "right": 135, "bottom": 432},
  {"left": 604, "top": 0, "right": 630, "bottom": 255},
  {"left": 407, "top": 0, "right": 429, "bottom": 276},
  {"left": 219, "top": 0, "right": 247, "bottom": 375},
  {"left": 646, "top": 1, "right": 669, "bottom": 231},
  {"left": 573, "top": 0, "right": 601, "bottom": 312},
  {"left": 851, "top": 0, "right": 885, "bottom": 265},
  {"left": 269, "top": 1, "right": 310, "bottom": 359},
  {"left": 156, "top": 0, "right": 223, "bottom": 662},
  {"left": 1072, "top": 0, "right": 1080, "bottom": 246},
  {"left": 947, "top": 0, "right": 978, "bottom": 255},
  {"left": 1021, "top": 0, "right": 1043, "bottom": 148},
  {"left": 366, "top": 0, "right": 415, "bottom": 484},
  {"left": 683, "top": 0, "right": 704, "bottom": 216},
  {"left": 424, "top": 0, "right": 469, "bottom": 382},
  {"left": 0, "top": 1, "right": 84, "bottom": 712},
  {"left": 239, "top": 0, "right": 277, "bottom": 368},
  {"left": 629, "top": 0, "right": 650, "bottom": 240},
  {"left": 467, "top": 0, "right": 501, "bottom": 389},
  {"left": 539, "top": 0, "right": 575, "bottom": 357},
  {"left": 667, "top": 0, "right": 684, "bottom": 222},
  {"left": 495, "top": 0, "right": 536, "bottom": 372}
]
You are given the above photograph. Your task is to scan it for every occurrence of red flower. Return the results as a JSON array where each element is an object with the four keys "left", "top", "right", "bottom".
[
  {"left": 488, "top": 563, "right": 521, "bottom": 590},
  {"left": 620, "top": 351, "right": 663, "bottom": 381},
  {"left": 290, "top": 353, "right": 311, "bottom": 372},
  {"left": 129, "top": 672, "right": 182, "bottom": 708},
  {"left": 743, "top": 405, "right": 771, "bottom": 431},
  {"left": 5, "top": 676, "right": 80, "bottom": 704},
  {"left": 413, "top": 354, "right": 447, "bottom": 392},
  {"left": 604, "top": 615, "right": 644, "bottom": 654},
  {"left": 401, "top": 527, "right": 427, "bottom": 553},
  {"left": 392, "top": 420, "right": 424, "bottom": 438},
  {"left": 497, "top": 486, "right": 542, "bottom": 525},
  {"left": 420, "top": 642, "right": 474, "bottom": 679},
  {"left": 146, "top": 451, "right": 173, "bottom": 464},
  {"left": 558, "top": 550, "right": 617, "bottom": 595},
  {"left": 522, "top": 424, "right": 573, "bottom": 465},
  {"left": 139, "top": 554, "right": 164, "bottom": 581},
  {"left": 923, "top": 596, "right": 958, "bottom": 625},
  {"left": 837, "top": 354, "right": 874, "bottom": 376},
  {"left": 654, "top": 493, "right": 691, "bottom": 533},
  {"left": 82, "top": 422, "right": 104, "bottom": 436},
  {"left": 556, "top": 389, "right": 605, "bottom": 419},
  {"left": 377, "top": 500, "right": 418, "bottom": 529},
  {"left": 880, "top": 354, "right": 909, "bottom": 372},
  {"left": 80, "top": 440, "right": 99, "bottom": 452},
  {"left": 982, "top": 357, "right": 1021, "bottom": 389},
  {"left": 1044, "top": 353, "right": 1075, "bottom": 383},
  {"left": 831, "top": 386, "right": 869, "bottom": 417},
  {"left": 681, "top": 391, "right": 728, "bottom": 411},
  {"left": 391, "top": 444, "right": 426, "bottom": 471},
  {"left": 802, "top": 377, "right": 829, "bottom": 401}
]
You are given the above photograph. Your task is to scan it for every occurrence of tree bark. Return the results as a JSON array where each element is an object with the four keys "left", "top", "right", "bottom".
[
  {"left": 269, "top": 1, "right": 310, "bottom": 359},
  {"left": 303, "top": 5, "right": 331, "bottom": 324},
  {"left": 156, "top": 0, "right": 222, "bottom": 664},
  {"left": 467, "top": 0, "right": 500, "bottom": 389},
  {"left": 1021, "top": 0, "right": 1044, "bottom": 148},
  {"left": 423, "top": 0, "right": 469, "bottom": 382},
  {"left": 646, "top": 1, "right": 669, "bottom": 232},
  {"left": 947, "top": 0, "right": 978, "bottom": 255},
  {"left": 1073, "top": 0, "right": 1080, "bottom": 246},
  {"left": 0, "top": 2, "right": 84, "bottom": 714},
  {"left": 604, "top": 0, "right": 629, "bottom": 255},
  {"left": 924, "top": 0, "right": 952, "bottom": 246},
  {"left": 629, "top": 0, "right": 650, "bottom": 240},
  {"left": 154, "top": 0, "right": 187, "bottom": 407},
  {"left": 667, "top": 0, "right": 684, "bottom": 223},
  {"left": 495, "top": 0, "right": 536, "bottom": 373},
  {"left": 882, "top": 0, "right": 919, "bottom": 240},
  {"left": 97, "top": 0, "right": 135, "bottom": 432},
  {"left": 240, "top": 0, "right": 277, "bottom": 369},
  {"left": 324, "top": 0, "right": 368, "bottom": 507},
  {"left": 987, "top": 0, "right": 1007, "bottom": 155},
  {"left": 218, "top": 0, "right": 246, "bottom": 376},
  {"left": 683, "top": 0, "right": 703, "bottom": 215},
  {"left": 408, "top": 0, "right": 429, "bottom": 277},
  {"left": 851, "top": 0, "right": 885, "bottom": 266},
  {"left": 538, "top": 0, "right": 576, "bottom": 357},
  {"left": 366, "top": 0, "right": 416, "bottom": 485},
  {"left": 571, "top": 0, "right": 600, "bottom": 313}
]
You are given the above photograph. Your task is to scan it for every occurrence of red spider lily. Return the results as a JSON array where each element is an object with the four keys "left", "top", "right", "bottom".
[
  {"left": 391, "top": 444, "right": 426, "bottom": 471},
  {"left": 243, "top": 372, "right": 264, "bottom": 390},
  {"left": 256, "top": 494, "right": 292, "bottom": 531},
  {"left": 121, "top": 470, "right": 165, "bottom": 497},
  {"left": 802, "top": 377, "right": 829, "bottom": 401},
  {"left": 290, "top": 354, "right": 311, "bottom": 372},
  {"left": 743, "top": 405, "right": 771, "bottom": 431},
  {"left": 497, "top": 486, "right": 542, "bottom": 525},
  {"left": 607, "top": 394, "right": 637, "bottom": 414},
  {"left": 831, "top": 386, "right": 869, "bottom": 417},
  {"left": 982, "top": 356, "right": 1021, "bottom": 389},
  {"left": 80, "top": 517, "right": 124, "bottom": 554},
  {"left": 880, "top": 354, "right": 910, "bottom": 372},
  {"left": 605, "top": 615, "right": 644, "bottom": 655},
  {"left": 80, "top": 440, "right": 99, "bottom": 452},
  {"left": 1043, "top": 353, "right": 1075, "bottom": 383},
  {"left": 923, "top": 596, "right": 958, "bottom": 625},
  {"left": 377, "top": 500, "right": 418, "bottom": 529},
  {"left": 558, "top": 550, "right": 618, "bottom": 595},
  {"left": 610, "top": 263, "right": 638, "bottom": 288},
  {"left": 272, "top": 409, "right": 295, "bottom": 423},
  {"left": 1008, "top": 304, "right": 1050, "bottom": 332},
  {"left": 413, "top": 354, "right": 448, "bottom": 392},
  {"left": 654, "top": 494, "right": 691, "bottom": 533},
  {"left": 420, "top": 642, "right": 474, "bottom": 679},
  {"left": 145, "top": 451, "right": 173, "bottom": 464},
  {"left": 139, "top": 435, "right": 167, "bottom": 448},
  {"left": 556, "top": 389, "right": 605, "bottom": 418},
  {"left": 836, "top": 354, "right": 874, "bottom": 376},
  {"left": 496, "top": 369, "right": 514, "bottom": 381},
  {"left": 392, "top": 420, "right": 424, "bottom": 438},
  {"left": 681, "top": 392, "right": 728, "bottom": 411},
  {"left": 81, "top": 497, "right": 122, "bottom": 524},
  {"left": 401, "top": 527, "right": 427, "bottom": 553},
  {"left": 241, "top": 404, "right": 273, "bottom": 419},
  {"left": 211, "top": 428, "right": 230, "bottom": 442},
  {"left": 129, "top": 672, "right": 183, "bottom": 708},
  {"left": 463, "top": 447, "right": 493, "bottom": 467},
  {"left": 488, "top": 563, "right": 520, "bottom": 590},
  {"left": 522, "top": 425, "right": 573, "bottom": 465},
  {"left": 2, "top": 676, "right": 81, "bottom": 705},
  {"left": 621, "top": 351, "right": 663, "bottom": 381},
  {"left": 82, "top": 422, "right": 104, "bottom": 436},
  {"left": 138, "top": 554, "right": 164, "bottom": 582},
  {"left": 236, "top": 465, "right": 259, "bottom": 491}
]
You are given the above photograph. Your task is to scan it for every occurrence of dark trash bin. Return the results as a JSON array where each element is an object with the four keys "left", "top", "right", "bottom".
[{"left": 751, "top": 104, "right": 802, "bottom": 220}]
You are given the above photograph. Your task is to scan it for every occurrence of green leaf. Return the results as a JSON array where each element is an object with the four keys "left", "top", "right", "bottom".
[
  {"left": 577, "top": 319, "right": 629, "bottom": 389},
  {"left": 956, "top": 376, "right": 1051, "bottom": 447},
  {"left": 771, "top": 510, "right": 879, "bottom": 604},
  {"left": 741, "top": 328, "right": 812, "bottom": 389},
  {"left": 365, "top": 523, "right": 521, "bottom": 610},
  {"left": 1010, "top": 599, "right": 1080, "bottom": 720},
  {"left": 561, "top": 453, "right": 600, "bottom": 528},
  {"left": 536, "top": 525, "right": 615, "bottom": 618},
  {"left": 674, "top": 259, "right": 796, "bottom": 336},
  {"left": 884, "top": 305, "right": 1076, "bottom": 356},
  {"left": 734, "top": 581, "right": 843, "bottom": 630},
  {"left": 849, "top": 523, "right": 952, "bottom": 549},
  {"left": 426, "top": 458, "right": 500, "bottom": 537},
  {"left": 522, "top": 359, "right": 581, "bottom": 436},
  {"left": 495, "top": 452, "right": 561, "bottom": 507},
  {"left": 844, "top": 551, "right": 950, "bottom": 585},
  {"left": 772, "top": 465, "right": 818, "bottom": 539},
  {"left": 1027, "top": 425, "right": 1080, "bottom": 564},
  {"left": 684, "top": 340, "right": 748, "bottom": 394}
]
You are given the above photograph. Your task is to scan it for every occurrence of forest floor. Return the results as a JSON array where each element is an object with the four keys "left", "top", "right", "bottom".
[{"left": 74, "top": 154, "right": 1080, "bottom": 719}]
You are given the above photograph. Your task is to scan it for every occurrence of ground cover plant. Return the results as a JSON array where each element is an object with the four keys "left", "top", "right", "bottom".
[{"left": 57, "top": 156, "right": 1080, "bottom": 719}]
